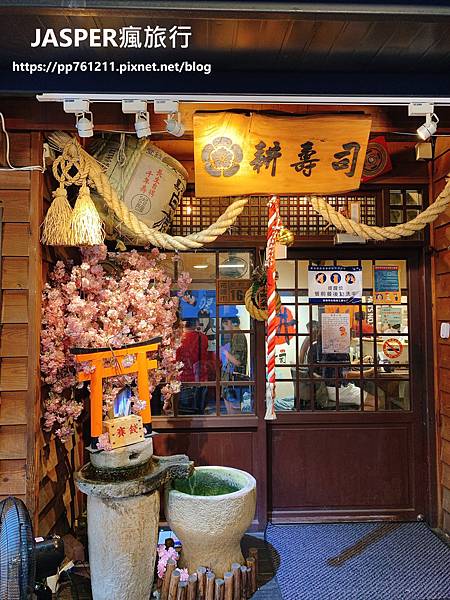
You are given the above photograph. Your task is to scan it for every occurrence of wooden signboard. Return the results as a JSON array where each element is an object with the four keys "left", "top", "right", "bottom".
[
  {"left": 193, "top": 112, "right": 372, "bottom": 197},
  {"left": 217, "top": 279, "right": 251, "bottom": 304}
]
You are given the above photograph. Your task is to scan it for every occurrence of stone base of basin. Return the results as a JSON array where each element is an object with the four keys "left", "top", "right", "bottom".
[
  {"left": 76, "top": 451, "right": 193, "bottom": 600},
  {"left": 87, "top": 492, "right": 159, "bottom": 600},
  {"left": 164, "top": 466, "right": 256, "bottom": 578}
]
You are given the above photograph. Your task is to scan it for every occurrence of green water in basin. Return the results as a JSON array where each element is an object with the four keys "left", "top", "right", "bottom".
[{"left": 172, "top": 470, "right": 242, "bottom": 496}]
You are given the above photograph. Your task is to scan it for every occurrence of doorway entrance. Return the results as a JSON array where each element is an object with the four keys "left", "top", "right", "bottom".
[{"left": 269, "top": 247, "right": 432, "bottom": 522}]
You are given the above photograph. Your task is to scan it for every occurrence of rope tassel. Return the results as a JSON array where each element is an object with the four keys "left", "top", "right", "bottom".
[
  {"left": 70, "top": 184, "right": 105, "bottom": 246},
  {"left": 41, "top": 184, "right": 73, "bottom": 246}
]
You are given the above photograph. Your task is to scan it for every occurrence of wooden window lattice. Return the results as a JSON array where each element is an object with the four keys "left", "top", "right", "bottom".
[{"left": 169, "top": 194, "right": 377, "bottom": 237}]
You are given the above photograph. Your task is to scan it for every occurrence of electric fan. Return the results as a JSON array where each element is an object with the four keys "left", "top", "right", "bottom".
[{"left": 0, "top": 496, "right": 65, "bottom": 599}]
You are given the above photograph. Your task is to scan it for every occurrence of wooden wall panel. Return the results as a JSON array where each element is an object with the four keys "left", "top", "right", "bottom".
[
  {"left": 432, "top": 142, "right": 450, "bottom": 533},
  {"left": 0, "top": 424, "right": 27, "bottom": 459},
  {"left": 0, "top": 132, "right": 42, "bottom": 528},
  {"left": 0, "top": 391, "right": 27, "bottom": 425},
  {"left": 270, "top": 424, "right": 413, "bottom": 520},
  {"left": 0, "top": 190, "right": 30, "bottom": 223},
  {"left": 0, "top": 459, "right": 26, "bottom": 499},
  {"left": 2, "top": 257, "right": 29, "bottom": 289},
  {"left": 2, "top": 223, "right": 30, "bottom": 256},
  {"left": 153, "top": 430, "right": 255, "bottom": 475},
  {"left": 1, "top": 291, "right": 28, "bottom": 323}
]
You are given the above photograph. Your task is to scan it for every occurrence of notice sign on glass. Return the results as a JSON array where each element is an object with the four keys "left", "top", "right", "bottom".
[
  {"left": 373, "top": 265, "right": 401, "bottom": 304},
  {"left": 193, "top": 112, "right": 372, "bottom": 197},
  {"left": 322, "top": 313, "right": 351, "bottom": 354},
  {"left": 308, "top": 266, "right": 362, "bottom": 304}
]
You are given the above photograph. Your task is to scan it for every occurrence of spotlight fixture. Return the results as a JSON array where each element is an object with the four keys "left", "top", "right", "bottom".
[
  {"left": 165, "top": 112, "right": 185, "bottom": 137},
  {"left": 76, "top": 111, "right": 94, "bottom": 138},
  {"left": 122, "top": 100, "right": 151, "bottom": 138},
  {"left": 135, "top": 111, "right": 151, "bottom": 138},
  {"left": 417, "top": 113, "right": 439, "bottom": 140}
]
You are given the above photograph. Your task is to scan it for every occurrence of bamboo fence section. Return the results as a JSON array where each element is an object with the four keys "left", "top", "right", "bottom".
[{"left": 160, "top": 548, "right": 259, "bottom": 600}]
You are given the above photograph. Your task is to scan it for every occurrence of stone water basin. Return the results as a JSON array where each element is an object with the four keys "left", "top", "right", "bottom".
[{"left": 164, "top": 466, "right": 256, "bottom": 577}]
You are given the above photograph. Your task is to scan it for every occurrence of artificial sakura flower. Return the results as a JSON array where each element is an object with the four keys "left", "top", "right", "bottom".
[
  {"left": 96, "top": 432, "right": 113, "bottom": 452},
  {"left": 40, "top": 246, "right": 191, "bottom": 441},
  {"left": 156, "top": 544, "right": 180, "bottom": 578},
  {"left": 131, "top": 398, "right": 147, "bottom": 414},
  {"left": 179, "top": 569, "right": 189, "bottom": 582}
]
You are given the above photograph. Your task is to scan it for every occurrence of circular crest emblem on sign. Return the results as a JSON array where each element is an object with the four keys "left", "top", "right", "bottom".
[
  {"left": 202, "top": 136, "right": 243, "bottom": 178},
  {"left": 363, "top": 140, "right": 389, "bottom": 179},
  {"left": 382, "top": 337, "right": 403, "bottom": 359}
]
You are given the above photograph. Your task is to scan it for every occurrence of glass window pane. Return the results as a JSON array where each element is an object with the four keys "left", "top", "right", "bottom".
[
  {"left": 376, "top": 305, "right": 408, "bottom": 334},
  {"left": 277, "top": 260, "right": 295, "bottom": 289},
  {"left": 405, "top": 190, "right": 422, "bottom": 205},
  {"left": 375, "top": 260, "right": 407, "bottom": 289},
  {"left": 219, "top": 305, "right": 251, "bottom": 331},
  {"left": 276, "top": 337, "right": 297, "bottom": 365},
  {"left": 218, "top": 252, "right": 252, "bottom": 280},
  {"left": 389, "top": 189, "right": 403, "bottom": 205},
  {"left": 362, "top": 260, "right": 373, "bottom": 291},
  {"left": 221, "top": 385, "right": 254, "bottom": 415},
  {"left": 376, "top": 335, "right": 409, "bottom": 365},
  {"left": 177, "top": 385, "right": 217, "bottom": 416},
  {"left": 179, "top": 252, "right": 215, "bottom": 279},
  {"left": 297, "top": 261, "right": 309, "bottom": 289},
  {"left": 220, "top": 332, "right": 253, "bottom": 381},
  {"left": 275, "top": 380, "right": 296, "bottom": 412},
  {"left": 390, "top": 209, "right": 403, "bottom": 224},
  {"left": 376, "top": 380, "right": 410, "bottom": 411},
  {"left": 279, "top": 290, "right": 296, "bottom": 304},
  {"left": 406, "top": 209, "right": 420, "bottom": 222},
  {"left": 275, "top": 366, "right": 296, "bottom": 380},
  {"left": 177, "top": 316, "right": 216, "bottom": 383}
]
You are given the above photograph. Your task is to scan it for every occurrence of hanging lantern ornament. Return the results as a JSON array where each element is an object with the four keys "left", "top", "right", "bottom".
[{"left": 278, "top": 226, "right": 295, "bottom": 247}]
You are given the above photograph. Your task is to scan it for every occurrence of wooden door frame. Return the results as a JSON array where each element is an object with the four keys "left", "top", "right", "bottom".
[{"left": 266, "top": 243, "right": 436, "bottom": 524}]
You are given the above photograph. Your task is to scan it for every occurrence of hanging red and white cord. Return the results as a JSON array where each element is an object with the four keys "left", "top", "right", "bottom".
[{"left": 265, "top": 195, "right": 280, "bottom": 420}]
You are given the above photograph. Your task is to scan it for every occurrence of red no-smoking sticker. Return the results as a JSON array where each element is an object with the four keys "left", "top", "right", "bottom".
[{"left": 383, "top": 337, "right": 403, "bottom": 359}]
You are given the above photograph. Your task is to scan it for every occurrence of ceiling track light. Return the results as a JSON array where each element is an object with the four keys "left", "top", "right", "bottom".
[
  {"left": 417, "top": 113, "right": 439, "bottom": 141},
  {"left": 76, "top": 111, "right": 94, "bottom": 138},
  {"left": 135, "top": 111, "right": 151, "bottom": 138},
  {"left": 165, "top": 112, "right": 185, "bottom": 137}
]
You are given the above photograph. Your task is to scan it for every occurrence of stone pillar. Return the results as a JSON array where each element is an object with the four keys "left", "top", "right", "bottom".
[
  {"left": 76, "top": 440, "right": 193, "bottom": 600},
  {"left": 87, "top": 491, "right": 159, "bottom": 600}
]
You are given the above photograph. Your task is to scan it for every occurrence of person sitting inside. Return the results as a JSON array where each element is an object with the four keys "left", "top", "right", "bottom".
[{"left": 307, "top": 334, "right": 374, "bottom": 410}]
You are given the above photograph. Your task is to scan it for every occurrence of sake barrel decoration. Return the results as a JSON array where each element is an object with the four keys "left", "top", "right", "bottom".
[{"left": 49, "top": 132, "right": 188, "bottom": 246}]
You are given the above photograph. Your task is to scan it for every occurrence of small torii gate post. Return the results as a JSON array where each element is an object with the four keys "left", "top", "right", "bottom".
[{"left": 72, "top": 337, "right": 161, "bottom": 447}]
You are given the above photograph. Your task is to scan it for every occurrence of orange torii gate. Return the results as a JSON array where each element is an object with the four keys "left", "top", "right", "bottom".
[{"left": 72, "top": 337, "right": 161, "bottom": 445}]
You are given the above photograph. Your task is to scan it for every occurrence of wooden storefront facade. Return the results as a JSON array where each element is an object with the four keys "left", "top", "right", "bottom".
[{"left": 0, "top": 101, "right": 447, "bottom": 537}]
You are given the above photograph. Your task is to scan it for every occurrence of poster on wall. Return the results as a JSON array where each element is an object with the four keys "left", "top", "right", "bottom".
[
  {"left": 194, "top": 112, "right": 372, "bottom": 197},
  {"left": 373, "top": 265, "right": 401, "bottom": 304},
  {"left": 379, "top": 305, "right": 402, "bottom": 332},
  {"left": 179, "top": 289, "right": 216, "bottom": 320},
  {"left": 321, "top": 313, "right": 351, "bottom": 354},
  {"left": 308, "top": 266, "right": 362, "bottom": 304}
]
